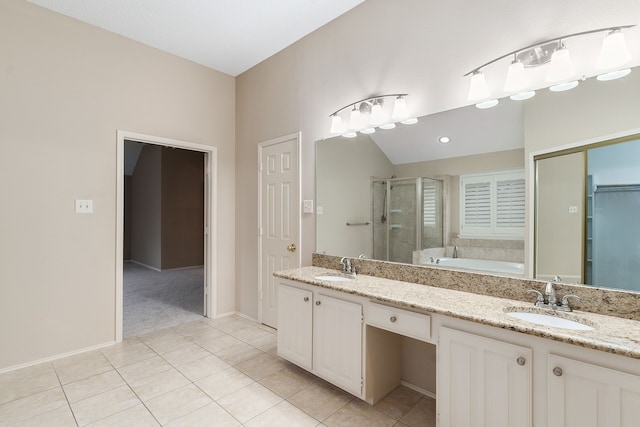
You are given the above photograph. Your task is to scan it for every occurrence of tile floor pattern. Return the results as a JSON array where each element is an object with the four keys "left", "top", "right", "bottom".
[{"left": 0, "top": 315, "right": 436, "bottom": 426}]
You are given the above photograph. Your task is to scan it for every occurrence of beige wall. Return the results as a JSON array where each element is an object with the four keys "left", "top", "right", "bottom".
[{"left": 0, "top": 0, "right": 234, "bottom": 370}]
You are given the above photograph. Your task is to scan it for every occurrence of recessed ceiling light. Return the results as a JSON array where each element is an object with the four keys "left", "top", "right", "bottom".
[{"left": 438, "top": 136, "right": 451, "bottom": 144}]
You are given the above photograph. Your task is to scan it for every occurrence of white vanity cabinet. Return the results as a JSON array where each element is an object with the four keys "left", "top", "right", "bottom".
[
  {"left": 313, "top": 292, "right": 363, "bottom": 396},
  {"left": 547, "top": 354, "right": 640, "bottom": 427},
  {"left": 438, "top": 327, "right": 532, "bottom": 427},
  {"left": 277, "top": 279, "right": 364, "bottom": 397},
  {"left": 277, "top": 283, "right": 313, "bottom": 370}
]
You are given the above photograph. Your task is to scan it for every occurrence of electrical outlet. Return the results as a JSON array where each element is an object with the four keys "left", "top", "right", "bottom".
[
  {"left": 75, "top": 199, "right": 93, "bottom": 214},
  {"left": 303, "top": 199, "right": 314, "bottom": 213},
  {"left": 568, "top": 206, "right": 578, "bottom": 214}
]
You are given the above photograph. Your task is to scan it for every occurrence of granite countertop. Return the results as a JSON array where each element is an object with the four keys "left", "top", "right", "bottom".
[{"left": 274, "top": 266, "right": 640, "bottom": 360}]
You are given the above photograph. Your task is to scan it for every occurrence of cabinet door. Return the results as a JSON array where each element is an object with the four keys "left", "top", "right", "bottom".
[
  {"left": 277, "top": 283, "right": 313, "bottom": 370},
  {"left": 548, "top": 354, "right": 640, "bottom": 427},
  {"left": 314, "top": 293, "right": 363, "bottom": 397},
  {"left": 438, "top": 327, "right": 532, "bottom": 427}
]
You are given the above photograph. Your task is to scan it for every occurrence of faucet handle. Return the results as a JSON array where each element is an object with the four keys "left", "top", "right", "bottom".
[
  {"left": 526, "top": 289, "right": 544, "bottom": 305},
  {"left": 561, "top": 294, "right": 580, "bottom": 310}
]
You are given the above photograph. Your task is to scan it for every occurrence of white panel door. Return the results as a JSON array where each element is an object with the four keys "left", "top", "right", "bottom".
[
  {"left": 548, "top": 354, "right": 640, "bottom": 427},
  {"left": 276, "top": 282, "right": 312, "bottom": 370},
  {"left": 438, "top": 327, "right": 532, "bottom": 427},
  {"left": 259, "top": 134, "right": 300, "bottom": 328},
  {"left": 313, "top": 293, "right": 363, "bottom": 397}
]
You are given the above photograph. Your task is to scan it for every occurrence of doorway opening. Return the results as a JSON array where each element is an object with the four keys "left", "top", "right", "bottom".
[{"left": 116, "top": 131, "right": 217, "bottom": 342}]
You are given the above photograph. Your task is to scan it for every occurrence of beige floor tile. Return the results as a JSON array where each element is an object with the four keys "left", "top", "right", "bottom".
[
  {"left": 161, "top": 343, "right": 211, "bottom": 366},
  {"left": 213, "top": 319, "right": 253, "bottom": 334},
  {"left": 53, "top": 355, "right": 114, "bottom": 385},
  {"left": 324, "top": 399, "right": 396, "bottom": 427},
  {"left": 86, "top": 403, "right": 159, "bottom": 427},
  {"left": 145, "top": 383, "right": 212, "bottom": 425},
  {"left": 216, "top": 343, "right": 264, "bottom": 366},
  {"left": 0, "top": 369, "right": 60, "bottom": 405},
  {"left": 235, "top": 353, "right": 289, "bottom": 381},
  {"left": 0, "top": 362, "right": 54, "bottom": 385},
  {"left": 259, "top": 365, "right": 315, "bottom": 398},
  {"left": 175, "top": 354, "right": 230, "bottom": 381},
  {"left": 0, "top": 388, "right": 68, "bottom": 425},
  {"left": 101, "top": 340, "right": 156, "bottom": 368},
  {"left": 63, "top": 370, "right": 126, "bottom": 403},
  {"left": 10, "top": 405, "right": 76, "bottom": 427},
  {"left": 399, "top": 397, "right": 436, "bottom": 427},
  {"left": 197, "top": 334, "right": 244, "bottom": 354},
  {"left": 165, "top": 402, "right": 241, "bottom": 427},
  {"left": 173, "top": 321, "right": 224, "bottom": 341},
  {"left": 128, "top": 368, "right": 190, "bottom": 402},
  {"left": 288, "top": 380, "right": 353, "bottom": 422},
  {"left": 70, "top": 385, "right": 141, "bottom": 426},
  {"left": 229, "top": 325, "right": 272, "bottom": 343},
  {"left": 140, "top": 331, "right": 192, "bottom": 354},
  {"left": 117, "top": 355, "right": 172, "bottom": 383},
  {"left": 248, "top": 334, "right": 277, "bottom": 354},
  {"left": 245, "top": 400, "right": 319, "bottom": 427},
  {"left": 217, "top": 382, "right": 283, "bottom": 423},
  {"left": 373, "top": 386, "right": 423, "bottom": 420},
  {"left": 196, "top": 367, "right": 255, "bottom": 400}
]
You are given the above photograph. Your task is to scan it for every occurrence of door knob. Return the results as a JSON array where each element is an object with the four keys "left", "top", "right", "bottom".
[
  {"left": 553, "top": 367, "right": 563, "bottom": 376},
  {"left": 517, "top": 357, "right": 526, "bottom": 366},
  {"left": 287, "top": 243, "right": 297, "bottom": 253}
]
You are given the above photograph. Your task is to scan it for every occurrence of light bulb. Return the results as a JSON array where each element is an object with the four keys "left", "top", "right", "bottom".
[
  {"left": 360, "top": 128, "right": 376, "bottom": 134},
  {"left": 369, "top": 101, "right": 386, "bottom": 126},
  {"left": 379, "top": 123, "right": 396, "bottom": 130},
  {"left": 597, "top": 68, "right": 631, "bottom": 81},
  {"left": 509, "top": 91, "right": 536, "bottom": 101},
  {"left": 392, "top": 96, "right": 408, "bottom": 121},
  {"left": 329, "top": 115, "right": 344, "bottom": 134},
  {"left": 475, "top": 99, "right": 499, "bottom": 109},
  {"left": 549, "top": 81, "right": 579, "bottom": 92},
  {"left": 597, "top": 29, "right": 631, "bottom": 70},
  {"left": 546, "top": 45, "right": 576, "bottom": 83},
  {"left": 503, "top": 60, "right": 528, "bottom": 93},
  {"left": 343, "top": 132, "right": 357, "bottom": 138},
  {"left": 468, "top": 71, "right": 490, "bottom": 101},
  {"left": 348, "top": 106, "right": 364, "bottom": 130},
  {"left": 401, "top": 117, "right": 418, "bottom": 125}
]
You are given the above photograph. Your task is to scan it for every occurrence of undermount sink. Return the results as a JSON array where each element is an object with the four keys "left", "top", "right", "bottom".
[
  {"left": 506, "top": 310, "right": 594, "bottom": 331},
  {"left": 314, "top": 274, "right": 353, "bottom": 282}
]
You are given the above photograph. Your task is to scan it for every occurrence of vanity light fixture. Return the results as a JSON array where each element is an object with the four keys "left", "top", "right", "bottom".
[
  {"left": 464, "top": 25, "right": 635, "bottom": 108},
  {"left": 329, "top": 94, "right": 418, "bottom": 137}
]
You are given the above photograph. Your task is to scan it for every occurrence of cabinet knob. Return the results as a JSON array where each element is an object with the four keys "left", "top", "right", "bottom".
[
  {"left": 304, "top": 297, "right": 309, "bottom": 302},
  {"left": 389, "top": 316, "right": 397, "bottom": 323},
  {"left": 553, "top": 367, "right": 563, "bottom": 376},
  {"left": 315, "top": 301, "right": 321, "bottom": 306},
  {"left": 517, "top": 357, "right": 526, "bottom": 366}
]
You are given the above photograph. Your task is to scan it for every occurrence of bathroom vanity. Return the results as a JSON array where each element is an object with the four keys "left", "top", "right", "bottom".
[{"left": 274, "top": 265, "right": 640, "bottom": 427}]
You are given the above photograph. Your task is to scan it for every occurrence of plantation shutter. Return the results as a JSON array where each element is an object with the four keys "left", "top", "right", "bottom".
[
  {"left": 460, "top": 170, "right": 525, "bottom": 237},
  {"left": 423, "top": 181, "right": 438, "bottom": 227}
]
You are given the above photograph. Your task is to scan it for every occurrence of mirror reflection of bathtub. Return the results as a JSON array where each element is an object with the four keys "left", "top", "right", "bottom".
[{"left": 414, "top": 248, "right": 525, "bottom": 276}]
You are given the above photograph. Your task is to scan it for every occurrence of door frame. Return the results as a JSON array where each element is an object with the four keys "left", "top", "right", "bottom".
[
  {"left": 115, "top": 130, "right": 218, "bottom": 343},
  {"left": 257, "top": 132, "right": 302, "bottom": 324}
]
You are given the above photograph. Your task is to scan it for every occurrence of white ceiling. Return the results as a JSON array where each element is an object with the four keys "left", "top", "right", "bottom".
[{"left": 25, "top": 0, "right": 365, "bottom": 76}]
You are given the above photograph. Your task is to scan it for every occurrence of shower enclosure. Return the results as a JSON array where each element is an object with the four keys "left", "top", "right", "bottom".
[{"left": 372, "top": 177, "right": 444, "bottom": 263}]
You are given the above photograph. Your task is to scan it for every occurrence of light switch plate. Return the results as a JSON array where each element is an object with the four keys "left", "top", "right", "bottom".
[
  {"left": 303, "top": 199, "right": 314, "bottom": 214},
  {"left": 75, "top": 199, "right": 93, "bottom": 214},
  {"left": 568, "top": 206, "right": 578, "bottom": 214}
]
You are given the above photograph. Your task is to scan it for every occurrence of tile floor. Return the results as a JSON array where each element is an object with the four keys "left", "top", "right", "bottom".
[{"left": 0, "top": 315, "right": 436, "bottom": 426}]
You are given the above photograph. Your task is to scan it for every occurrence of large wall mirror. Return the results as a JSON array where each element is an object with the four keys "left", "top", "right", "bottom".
[{"left": 316, "top": 66, "right": 640, "bottom": 293}]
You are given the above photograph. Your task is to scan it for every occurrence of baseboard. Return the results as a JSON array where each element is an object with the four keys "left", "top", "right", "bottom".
[
  {"left": 400, "top": 380, "right": 436, "bottom": 400},
  {"left": 0, "top": 341, "right": 116, "bottom": 374},
  {"left": 161, "top": 265, "right": 204, "bottom": 271},
  {"left": 128, "top": 260, "right": 204, "bottom": 272},
  {"left": 234, "top": 311, "right": 259, "bottom": 323},
  {"left": 129, "top": 260, "right": 161, "bottom": 272}
]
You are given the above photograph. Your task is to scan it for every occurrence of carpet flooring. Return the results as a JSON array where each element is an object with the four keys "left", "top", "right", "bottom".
[{"left": 123, "top": 262, "right": 204, "bottom": 337}]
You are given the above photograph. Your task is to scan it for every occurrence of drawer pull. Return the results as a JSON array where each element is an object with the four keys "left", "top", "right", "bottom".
[
  {"left": 315, "top": 301, "right": 321, "bottom": 306},
  {"left": 517, "top": 357, "right": 526, "bottom": 366},
  {"left": 304, "top": 297, "right": 309, "bottom": 302},
  {"left": 389, "top": 316, "right": 397, "bottom": 323},
  {"left": 553, "top": 367, "right": 563, "bottom": 376}
]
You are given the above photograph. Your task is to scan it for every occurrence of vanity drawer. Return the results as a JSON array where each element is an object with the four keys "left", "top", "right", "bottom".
[{"left": 367, "top": 302, "right": 431, "bottom": 342}]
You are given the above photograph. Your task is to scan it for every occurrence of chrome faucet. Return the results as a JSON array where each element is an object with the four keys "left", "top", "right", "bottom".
[
  {"left": 339, "top": 257, "right": 355, "bottom": 275},
  {"left": 527, "top": 276, "right": 580, "bottom": 312},
  {"left": 453, "top": 246, "right": 458, "bottom": 259}
]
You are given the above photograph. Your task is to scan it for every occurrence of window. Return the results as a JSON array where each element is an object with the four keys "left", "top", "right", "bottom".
[{"left": 460, "top": 170, "right": 525, "bottom": 238}]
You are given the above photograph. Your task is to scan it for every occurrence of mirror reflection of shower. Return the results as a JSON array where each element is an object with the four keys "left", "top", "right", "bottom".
[
  {"left": 372, "top": 177, "right": 444, "bottom": 263},
  {"left": 380, "top": 175, "right": 396, "bottom": 224}
]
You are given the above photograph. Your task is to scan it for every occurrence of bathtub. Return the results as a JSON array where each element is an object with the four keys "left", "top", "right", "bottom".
[{"left": 423, "top": 257, "right": 525, "bottom": 276}]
